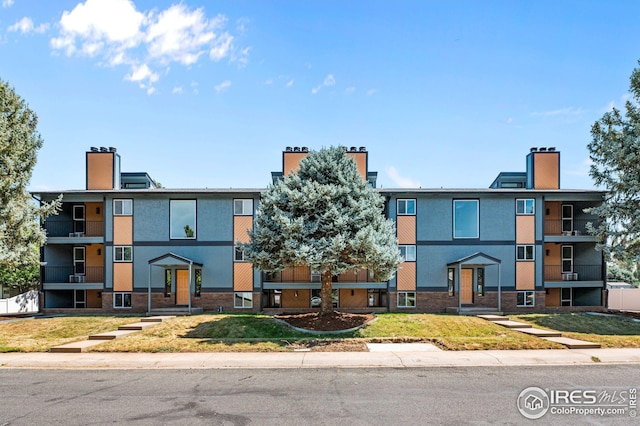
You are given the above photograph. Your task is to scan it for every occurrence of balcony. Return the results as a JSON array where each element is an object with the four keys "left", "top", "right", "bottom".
[
  {"left": 264, "top": 267, "right": 373, "bottom": 283},
  {"left": 44, "top": 221, "right": 104, "bottom": 243},
  {"left": 42, "top": 266, "right": 104, "bottom": 290},
  {"left": 544, "top": 219, "right": 598, "bottom": 242},
  {"left": 544, "top": 265, "right": 604, "bottom": 286}
]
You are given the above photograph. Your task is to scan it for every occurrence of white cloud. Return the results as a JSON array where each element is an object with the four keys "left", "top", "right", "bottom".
[
  {"left": 286, "top": 79, "right": 294, "bottom": 88},
  {"left": 49, "top": 0, "right": 245, "bottom": 93},
  {"left": 265, "top": 78, "right": 273, "bottom": 85},
  {"left": 366, "top": 88, "right": 378, "bottom": 96},
  {"left": 214, "top": 79, "right": 231, "bottom": 93},
  {"left": 345, "top": 86, "right": 356, "bottom": 94},
  {"left": 566, "top": 157, "right": 593, "bottom": 177},
  {"left": 531, "top": 106, "right": 584, "bottom": 118},
  {"left": 2, "top": 0, "right": 15, "bottom": 8},
  {"left": 603, "top": 93, "right": 632, "bottom": 112},
  {"left": 312, "top": 73, "right": 336, "bottom": 94},
  {"left": 385, "top": 166, "right": 420, "bottom": 188},
  {"left": 172, "top": 86, "right": 183, "bottom": 94},
  {"left": 8, "top": 17, "right": 49, "bottom": 34},
  {"left": 125, "top": 63, "right": 159, "bottom": 87}
]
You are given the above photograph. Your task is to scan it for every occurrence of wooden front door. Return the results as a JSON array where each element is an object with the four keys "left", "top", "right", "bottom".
[
  {"left": 176, "top": 269, "right": 190, "bottom": 305},
  {"left": 461, "top": 269, "right": 473, "bottom": 304}
]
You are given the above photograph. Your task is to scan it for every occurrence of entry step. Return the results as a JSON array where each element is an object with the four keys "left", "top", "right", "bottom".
[
  {"left": 543, "top": 336, "right": 601, "bottom": 349},
  {"left": 118, "top": 322, "right": 158, "bottom": 331},
  {"left": 477, "top": 314, "right": 509, "bottom": 321},
  {"left": 491, "top": 320, "right": 532, "bottom": 329},
  {"left": 512, "top": 327, "right": 562, "bottom": 337},
  {"left": 89, "top": 329, "right": 139, "bottom": 340},
  {"left": 50, "top": 340, "right": 106, "bottom": 353},
  {"left": 141, "top": 316, "right": 175, "bottom": 323}
]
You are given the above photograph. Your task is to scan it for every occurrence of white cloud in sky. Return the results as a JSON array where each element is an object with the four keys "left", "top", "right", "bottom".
[
  {"left": 286, "top": 79, "right": 294, "bottom": 88},
  {"left": 2, "top": 0, "right": 14, "bottom": 8},
  {"left": 531, "top": 106, "right": 584, "bottom": 118},
  {"left": 264, "top": 78, "right": 273, "bottom": 85},
  {"left": 312, "top": 73, "right": 336, "bottom": 94},
  {"left": 345, "top": 86, "right": 356, "bottom": 94},
  {"left": 366, "top": 88, "right": 378, "bottom": 96},
  {"left": 603, "top": 93, "right": 632, "bottom": 112},
  {"left": 8, "top": 17, "right": 49, "bottom": 34},
  {"left": 385, "top": 166, "right": 420, "bottom": 188},
  {"left": 214, "top": 79, "right": 231, "bottom": 93},
  {"left": 48, "top": 0, "right": 246, "bottom": 93},
  {"left": 172, "top": 86, "right": 183, "bottom": 94},
  {"left": 566, "top": 157, "right": 593, "bottom": 177}
]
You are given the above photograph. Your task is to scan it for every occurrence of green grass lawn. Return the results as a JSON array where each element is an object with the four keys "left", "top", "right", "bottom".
[
  {"left": 1, "top": 312, "right": 638, "bottom": 353},
  {"left": 513, "top": 313, "right": 640, "bottom": 348}
]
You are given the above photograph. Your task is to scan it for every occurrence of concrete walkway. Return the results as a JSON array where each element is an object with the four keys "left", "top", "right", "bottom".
[{"left": 2, "top": 348, "right": 640, "bottom": 369}]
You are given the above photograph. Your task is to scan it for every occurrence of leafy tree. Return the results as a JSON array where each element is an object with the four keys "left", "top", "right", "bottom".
[
  {"left": 0, "top": 79, "right": 60, "bottom": 272},
  {"left": 587, "top": 60, "right": 640, "bottom": 268},
  {"left": 242, "top": 146, "right": 401, "bottom": 314},
  {"left": 0, "top": 262, "right": 39, "bottom": 294}
]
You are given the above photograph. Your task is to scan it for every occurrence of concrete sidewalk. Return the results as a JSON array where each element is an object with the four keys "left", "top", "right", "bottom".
[{"left": 2, "top": 348, "right": 640, "bottom": 369}]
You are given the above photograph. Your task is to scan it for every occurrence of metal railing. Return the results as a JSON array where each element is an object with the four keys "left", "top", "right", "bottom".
[
  {"left": 42, "top": 266, "right": 104, "bottom": 283},
  {"left": 44, "top": 221, "right": 104, "bottom": 237},
  {"left": 544, "top": 219, "right": 599, "bottom": 236},
  {"left": 544, "top": 265, "right": 603, "bottom": 282},
  {"left": 264, "top": 267, "right": 372, "bottom": 283}
]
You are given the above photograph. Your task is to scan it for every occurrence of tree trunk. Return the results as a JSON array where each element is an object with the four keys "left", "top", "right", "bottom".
[{"left": 320, "top": 268, "right": 334, "bottom": 315}]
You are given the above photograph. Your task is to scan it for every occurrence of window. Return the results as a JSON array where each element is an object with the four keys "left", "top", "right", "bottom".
[
  {"left": 310, "top": 270, "right": 322, "bottom": 282},
  {"left": 195, "top": 269, "right": 202, "bottom": 298},
  {"left": 170, "top": 200, "right": 196, "bottom": 239},
  {"left": 516, "top": 291, "right": 535, "bottom": 307},
  {"left": 114, "top": 199, "right": 133, "bottom": 216},
  {"left": 73, "top": 247, "right": 85, "bottom": 275},
  {"left": 516, "top": 245, "right": 535, "bottom": 261},
  {"left": 562, "top": 245, "right": 573, "bottom": 273},
  {"left": 113, "top": 293, "right": 132, "bottom": 308},
  {"left": 73, "top": 205, "right": 85, "bottom": 234},
  {"left": 114, "top": 246, "right": 132, "bottom": 262},
  {"left": 516, "top": 199, "right": 535, "bottom": 215},
  {"left": 477, "top": 268, "right": 485, "bottom": 296},
  {"left": 397, "top": 199, "right": 416, "bottom": 215},
  {"left": 453, "top": 200, "right": 479, "bottom": 239},
  {"left": 234, "top": 246, "right": 245, "bottom": 262},
  {"left": 447, "top": 268, "right": 455, "bottom": 296},
  {"left": 562, "top": 204, "right": 573, "bottom": 233},
  {"left": 397, "top": 292, "right": 416, "bottom": 308},
  {"left": 234, "top": 292, "right": 253, "bottom": 308},
  {"left": 164, "top": 270, "right": 172, "bottom": 297},
  {"left": 399, "top": 245, "right": 416, "bottom": 262},
  {"left": 234, "top": 199, "right": 253, "bottom": 216},
  {"left": 561, "top": 288, "right": 572, "bottom": 306}
]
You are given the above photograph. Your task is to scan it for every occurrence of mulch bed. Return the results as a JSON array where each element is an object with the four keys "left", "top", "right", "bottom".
[{"left": 275, "top": 311, "right": 375, "bottom": 332}]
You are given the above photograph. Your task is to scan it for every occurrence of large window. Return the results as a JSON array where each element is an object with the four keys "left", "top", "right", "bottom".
[
  {"left": 170, "top": 200, "right": 196, "bottom": 239},
  {"left": 399, "top": 245, "right": 416, "bottom": 262},
  {"left": 234, "top": 199, "right": 253, "bottom": 216},
  {"left": 234, "top": 292, "right": 253, "bottom": 308},
  {"left": 73, "top": 247, "right": 85, "bottom": 275},
  {"left": 562, "top": 204, "right": 573, "bottom": 233},
  {"left": 453, "top": 200, "right": 479, "bottom": 239},
  {"left": 516, "top": 291, "right": 535, "bottom": 307},
  {"left": 114, "top": 199, "right": 133, "bottom": 216},
  {"left": 397, "top": 199, "right": 416, "bottom": 215},
  {"left": 516, "top": 199, "right": 535, "bottom": 215},
  {"left": 397, "top": 292, "right": 416, "bottom": 308},
  {"left": 114, "top": 246, "right": 132, "bottom": 262},
  {"left": 113, "top": 293, "right": 132, "bottom": 309},
  {"left": 516, "top": 245, "right": 535, "bottom": 261}
]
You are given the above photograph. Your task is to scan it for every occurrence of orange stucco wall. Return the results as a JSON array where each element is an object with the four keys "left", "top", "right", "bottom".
[
  {"left": 281, "top": 289, "right": 311, "bottom": 308},
  {"left": 233, "top": 262, "right": 253, "bottom": 291},
  {"left": 516, "top": 262, "right": 535, "bottom": 290},
  {"left": 233, "top": 216, "right": 253, "bottom": 244},
  {"left": 85, "top": 202, "right": 104, "bottom": 236},
  {"left": 86, "top": 244, "right": 103, "bottom": 283},
  {"left": 283, "top": 153, "right": 308, "bottom": 176},
  {"left": 397, "top": 216, "right": 416, "bottom": 244},
  {"left": 516, "top": 215, "right": 535, "bottom": 244},
  {"left": 339, "top": 288, "right": 367, "bottom": 307},
  {"left": 87, "top": 152, "right": 114, "bottom": 190},
  {"left": 397, "top": 262, "right": 416, "bottom": 291},
  {"left": 533, "top": 152, "right": 559, "bottom": 189},
  {"left": 544, "top": 243, "right": 562, "bottom": 281},
  {"left": 86, "top": 290, "right": 102, "bottom": 308},
  {"left": 113, "top": 216, "right": 133, "bottom": 245},
  {"left": 281, "top": 266, "right": 311, "bottom": 282},
  {"left": 546, "top": 288, "right": 561, "bottom": 306},
  {"left": 113, "top": 263, "right": 132, "bottom": 292},
  {"left": 346, "top": 152, "right": 367, "bottom": 180}
]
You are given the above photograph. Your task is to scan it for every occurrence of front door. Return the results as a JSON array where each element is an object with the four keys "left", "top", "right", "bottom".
[
  {"left": 461, "top": 269, "right": 473, "bottom": 304},
  {"left": 176, "top": 270, "right": 190, "bottom": 305}
]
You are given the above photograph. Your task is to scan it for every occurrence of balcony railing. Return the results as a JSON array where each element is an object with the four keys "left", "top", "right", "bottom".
[
  {"left": 544, "top": 265, "right": 603, "bottom": 282},
  {"left": 44, "top": 221, "right": 104, "bottom": 238},
  {"left": 544, "top": 219, "right": 599, "bottom": 236},
  {"left": 43, "top": 266, "right": 104, "bottom": 283},
  {"left": 264, "top": 267, "right": 372, "bottom": 283}
]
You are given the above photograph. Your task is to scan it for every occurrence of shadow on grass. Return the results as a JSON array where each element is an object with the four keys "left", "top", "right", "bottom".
[{"left": 519, "top": 313, "right": 640, "bottom": 336}]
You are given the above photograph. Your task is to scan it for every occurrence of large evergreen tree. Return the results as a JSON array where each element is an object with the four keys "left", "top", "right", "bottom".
[
  {"left": 242, "top": 146, "right": 401, "bottom": 314},
  {"left": 0, "top": 79, "right": 60, "bottom": 270}
]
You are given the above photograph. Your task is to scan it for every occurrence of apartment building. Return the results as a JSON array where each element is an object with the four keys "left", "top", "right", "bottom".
[{"left": 36, "top": 146, "right": 605, "bottom": 314}]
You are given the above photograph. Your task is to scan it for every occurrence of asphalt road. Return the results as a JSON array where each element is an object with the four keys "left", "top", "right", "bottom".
[{"left": 1, "top": 365, "right": 638, "bottom": 425}]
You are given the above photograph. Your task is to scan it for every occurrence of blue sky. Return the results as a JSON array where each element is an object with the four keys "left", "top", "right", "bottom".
[{"left": 1, "top": 0, "right": 639, "bottom": 191}]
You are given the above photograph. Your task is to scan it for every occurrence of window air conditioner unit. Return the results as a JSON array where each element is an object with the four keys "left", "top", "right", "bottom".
[
  {"left": 69, "top": 275, "right": 76, "bottom": 283},
  {"left": 310, "top": 272, "right": 321, "bottom": 282},
  {"left": 75, "top": 275, "right": 85, "bottom": 283},
  {"left": 562, "top": 273, "right": 578, "bottom": 281},
  {"left": 74, "top": 232, "right": 85, "bottom": 237}
]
